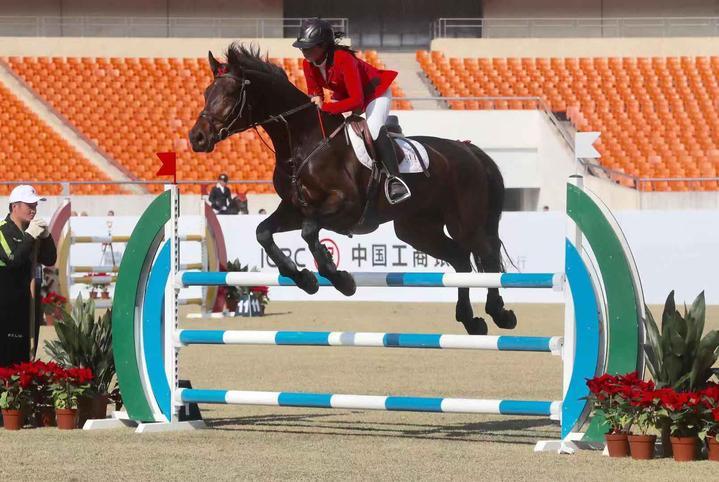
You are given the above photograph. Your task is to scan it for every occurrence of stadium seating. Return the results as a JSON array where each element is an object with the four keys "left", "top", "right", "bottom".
[
  {"left": 5, "top": 51, "right": 409, "bottom": 194},
  {"left": 417, "top": 51, "right": 719, "bottom": 191},
  {"left": 0, "top": 80, "right": 121, "bottom": 196}
]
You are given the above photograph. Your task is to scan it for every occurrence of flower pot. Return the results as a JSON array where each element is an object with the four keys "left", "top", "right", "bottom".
[
  {"left": 605, "top": 432, "right": 630, "bottom": 457},
  {"left": 707, "top": 437, "right": 719, "bottom": 462},
  {"left": 33, "top": 406, "right": 56, "bottom": 427},
  {"left": 101, "top": 291, "right": 110, "bottom": 299},
  {"left": 225, "top": 298, "right": 238, "bottom": 313},
  {"left": 1, "top": 409, "right": 24, "bottom": 430},
  {"left": 91, "top": 393, "right": 109, "bottom": 420},
  {"left": 78, "top": 394, "right": 110, "bottom": 427},
  {"left": 90, "top": 291, "right": 98, "bottom": 299},
  {"left": 628, "top": 434, "right": 657, "bottom": 460},
  {"left": 55, "top": 408, "right": 77, "bottom": 430},
  {"left": 670, "top": 436, "right": 699, "bottom": 462},
  {"left": 660, "top": 422, "right": 673, "bottom": 457}
]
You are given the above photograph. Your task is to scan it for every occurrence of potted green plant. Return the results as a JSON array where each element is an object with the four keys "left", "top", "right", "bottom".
[
  {"left": 223, "top": 259, "right": 248, "bottom": 313},
  {"left": 50, "top": 366, "right": 93, "bottom": 430},
  {"left": 44, "top": 295, "right": 116, "bottom": 425},
  {"left": 643, "top": 290, "right": 719, "bottom": 456},
  {"left": 0, "top": 365, "right": 31, "bottom": 430}
]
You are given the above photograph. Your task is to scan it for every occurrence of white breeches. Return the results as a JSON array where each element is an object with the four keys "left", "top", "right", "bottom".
[{"left": 365, "top": 89, "right": 392, "bottom": 140}]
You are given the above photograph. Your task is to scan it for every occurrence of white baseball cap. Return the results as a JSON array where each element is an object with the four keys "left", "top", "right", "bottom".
[{"left": 9, "top": 185, "right": 46, "bottom": 204}]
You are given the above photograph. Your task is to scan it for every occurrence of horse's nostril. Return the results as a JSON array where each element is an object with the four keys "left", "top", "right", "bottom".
[{"left": 192, "top": 131, "right": 206, "bottom": 146}]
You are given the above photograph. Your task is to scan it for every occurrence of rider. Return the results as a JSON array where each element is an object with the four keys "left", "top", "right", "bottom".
[{"left": 293, "top": 18, "right": 411, "bottom": 204}]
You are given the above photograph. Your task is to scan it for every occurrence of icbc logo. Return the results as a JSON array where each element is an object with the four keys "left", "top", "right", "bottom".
[{"left": 317, "top": 238, "right": 340, "bottom": 268}]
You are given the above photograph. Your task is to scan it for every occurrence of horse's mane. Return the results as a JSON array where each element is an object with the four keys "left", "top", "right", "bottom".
[{"left": 225, "top": 42, "right": 288, "bottom": 81}]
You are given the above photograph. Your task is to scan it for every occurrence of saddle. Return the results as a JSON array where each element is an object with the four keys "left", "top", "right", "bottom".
[{"left": 346, "top": 114, "right": 405, "bottom": 165}]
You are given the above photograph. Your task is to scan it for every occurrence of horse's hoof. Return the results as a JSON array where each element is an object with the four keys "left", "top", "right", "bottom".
[
  {"left": 461, "top": 317, "right": 488, "bottom": 335},
  {"left": 333, "top": 271, "right": 356, "bottom": 296},
  {"left": 296, "top": 269, "right": 319, "bottom": 294},
  {"left": 494, "top": 309, "right": 517, "bottom": 330}
]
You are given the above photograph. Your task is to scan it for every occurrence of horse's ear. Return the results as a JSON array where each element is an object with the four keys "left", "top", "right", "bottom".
[{"left": 208, "top": 51, "right": 221, "bottom": 77}]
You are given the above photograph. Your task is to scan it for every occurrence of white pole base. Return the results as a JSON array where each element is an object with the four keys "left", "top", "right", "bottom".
[
  {"left": 135, "top": 420, "right": 207, "bottom": 433},
  {"left": 83, "top": 411, "right": 135, "bottom": 430}
]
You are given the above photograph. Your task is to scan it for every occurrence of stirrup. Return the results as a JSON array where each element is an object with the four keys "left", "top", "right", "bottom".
[{"left": 384, "top": 176, "right": 411, "bottom": 205}]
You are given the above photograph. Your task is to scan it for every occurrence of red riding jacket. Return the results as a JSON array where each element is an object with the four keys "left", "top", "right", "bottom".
[{"left": 302, "top": 49, "right": 397, "bottom": 115}]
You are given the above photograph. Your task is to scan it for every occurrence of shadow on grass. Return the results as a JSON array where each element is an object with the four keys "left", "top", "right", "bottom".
[{"left": 204, "top": 411, "right": 559, "bottom": 445}]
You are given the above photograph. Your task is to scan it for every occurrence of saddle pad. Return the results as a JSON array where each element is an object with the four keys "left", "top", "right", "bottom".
[{"left": 345, "top": 125, "right": 430, "bottom": 173}]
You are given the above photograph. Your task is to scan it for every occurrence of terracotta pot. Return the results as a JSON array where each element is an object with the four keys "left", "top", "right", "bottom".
[
  {"left": 628, "top": 434, "right": 657, "bottom": 460},
  {"left": 101, "top": 291, "right": 110, "bottom": 299},
  {"left": 1, "top": 409, "right": 24, "bottom": 430},
  {"left": 670, "top": 436, "right": 699, "bottom": 462},
  {"left": 33, "top": 406, "right": 56, "bottom": 427},
  {"left": 55, "top": 408, "right": 77, "bottom": 430},
  {"left": 707, "top": 437, "right": 719, "bottom": 462},
  {"left": 605, "top": 432, "right": 630, "bottom": 457}
]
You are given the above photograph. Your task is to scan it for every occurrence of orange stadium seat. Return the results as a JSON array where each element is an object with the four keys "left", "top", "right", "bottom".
[
  {"left": 6, "top": 51, "right": 409, "bottom": 194},
  {"left": 0, "top": 82, "right": 121, "bottom": 195},
  {"left": 417, "top": 50, "right": 719, "bottom": 191}
]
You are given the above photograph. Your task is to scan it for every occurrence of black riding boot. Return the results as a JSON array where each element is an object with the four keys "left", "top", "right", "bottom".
[{"left": 375, "top": 126, "right": 411, "bottom": 204}]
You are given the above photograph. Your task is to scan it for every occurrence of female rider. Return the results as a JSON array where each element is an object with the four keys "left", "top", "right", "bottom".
[{"left": 293, "top": 18, "right": 411, "bottom": 204}]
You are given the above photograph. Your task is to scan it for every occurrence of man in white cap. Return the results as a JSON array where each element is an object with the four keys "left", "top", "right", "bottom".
[{"left": 0, "top": 185, "right": 56, "bottom": 367}]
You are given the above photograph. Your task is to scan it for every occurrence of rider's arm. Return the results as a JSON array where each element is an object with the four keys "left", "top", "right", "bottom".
[
  {"left": 320, "top": 51, "right": 364, "bottom": 115},
  {"left": 302, "top": 59, "right": 323, "bottom": 98}
]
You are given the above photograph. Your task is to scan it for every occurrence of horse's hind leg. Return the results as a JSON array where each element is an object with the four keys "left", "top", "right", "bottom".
[
  {"left": 301, "top": 218, "right": 356, "bottom": 296},
  {"left": 474, "top": 236, "right": 517, "bottom": 330},
  {"left": 394, "top": 218, "right": 488, "bottom": 335},
  {"left": 256, "top": 201, "right": 319, "bottom": 294}
]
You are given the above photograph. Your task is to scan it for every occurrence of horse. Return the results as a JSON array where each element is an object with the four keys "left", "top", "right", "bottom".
[{"left": 189, "top": 44, "right": 516, "bottom": 336}]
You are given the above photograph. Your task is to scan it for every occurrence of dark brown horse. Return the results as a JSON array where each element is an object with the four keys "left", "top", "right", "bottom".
[{"left": 189, "top": 44, "right": 515, "bottom": 335}]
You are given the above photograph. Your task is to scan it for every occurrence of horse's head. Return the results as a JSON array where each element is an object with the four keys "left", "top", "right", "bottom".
[
  {"left": 189, "top": 51, "right": 255, "bottom": 153},
  {"left": 190, "top": 44, "right": 307, "bottom": 153}
]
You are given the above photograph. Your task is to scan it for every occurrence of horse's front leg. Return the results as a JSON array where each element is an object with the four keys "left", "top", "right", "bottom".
[
  {"left": 301, "top": 218, "right": 357, "bottom": 296},
  {"left": 256, "top": 201, "right": 318, "bottom": 294}
]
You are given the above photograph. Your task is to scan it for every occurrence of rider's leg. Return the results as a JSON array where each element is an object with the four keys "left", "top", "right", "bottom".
[{"left": 366, "top": 90, "right": 411, "bottom": 204}]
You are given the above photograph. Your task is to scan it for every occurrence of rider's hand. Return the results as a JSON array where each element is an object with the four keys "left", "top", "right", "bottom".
[{"left": 311, "top": 96, "right": 323, "bottom": 108}]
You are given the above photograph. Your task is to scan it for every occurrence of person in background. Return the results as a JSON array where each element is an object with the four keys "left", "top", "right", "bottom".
[
  {"left": 209, "top": 174, "right": 248, "bottom": 215},
  {"left": 0, "top": 185, "right": 56, "bottom": 367}
]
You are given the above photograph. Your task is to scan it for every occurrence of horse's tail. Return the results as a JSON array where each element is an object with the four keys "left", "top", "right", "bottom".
[{"left": 463, "top": 142, "right": 513, "bottom": 273}]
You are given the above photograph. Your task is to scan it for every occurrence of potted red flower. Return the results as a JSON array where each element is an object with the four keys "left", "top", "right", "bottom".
[
  {"left": 586, "top": 373, "right": 634, "bottom": 457},
  {"left": 41, "top": 291, "right": 68, "bottom": 326},
  {"left": 21, "top": 360, "right": 63, "bottom": 427},
  {"left": 657, "top": 388, "right": 704, "bottom": 461},
  {"left": 700, "top": 383, "right": 719, "bottom": 461},
  {"left": 625, "top": 374, "right": 661, "bottom": 460},
  {"left": 0, "top": 365, "right": 32, "bottom": 430},
  {"left": 50, "top": 366, "right": 94, "bottom": 430}
]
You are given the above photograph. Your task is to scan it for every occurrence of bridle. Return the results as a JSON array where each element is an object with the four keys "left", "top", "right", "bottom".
[{"left": 199, "top": 72, "right": 347, "bottom": 206}]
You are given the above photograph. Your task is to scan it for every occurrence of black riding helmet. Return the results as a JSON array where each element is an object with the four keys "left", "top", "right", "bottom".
[{"left": 292, "top": 18, "right": 334, "bottom": 49}]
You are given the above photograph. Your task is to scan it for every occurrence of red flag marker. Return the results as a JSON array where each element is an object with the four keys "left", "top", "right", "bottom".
[{"left": 156, "top": 151, "right": 177, "bottom": 184}]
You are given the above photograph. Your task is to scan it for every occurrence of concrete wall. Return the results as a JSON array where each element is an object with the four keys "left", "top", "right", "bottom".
[
  {"left": 431, "top": 37, "right": 719, "bottom": 58},
  {"left": 0, "top": 37, "right": 303, "bottom": 58},
  {"left": 0, "top": 1, "right": 282, "bottom": 17},
  {"left": 482, "top": 0, "right": 719, "bottom": 18}
]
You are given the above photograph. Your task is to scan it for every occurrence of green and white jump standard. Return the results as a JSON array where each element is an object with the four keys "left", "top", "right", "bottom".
[{"left": 98, "top": 176, "right": 645, "bottom": 454}]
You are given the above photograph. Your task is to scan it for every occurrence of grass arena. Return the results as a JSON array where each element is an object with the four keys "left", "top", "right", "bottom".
[
  {"left": 5, "top": 302, "right": 716, "bottom": 480},
  {"left": 3, "top": 3, "right": 719, "bottom": 481}
]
